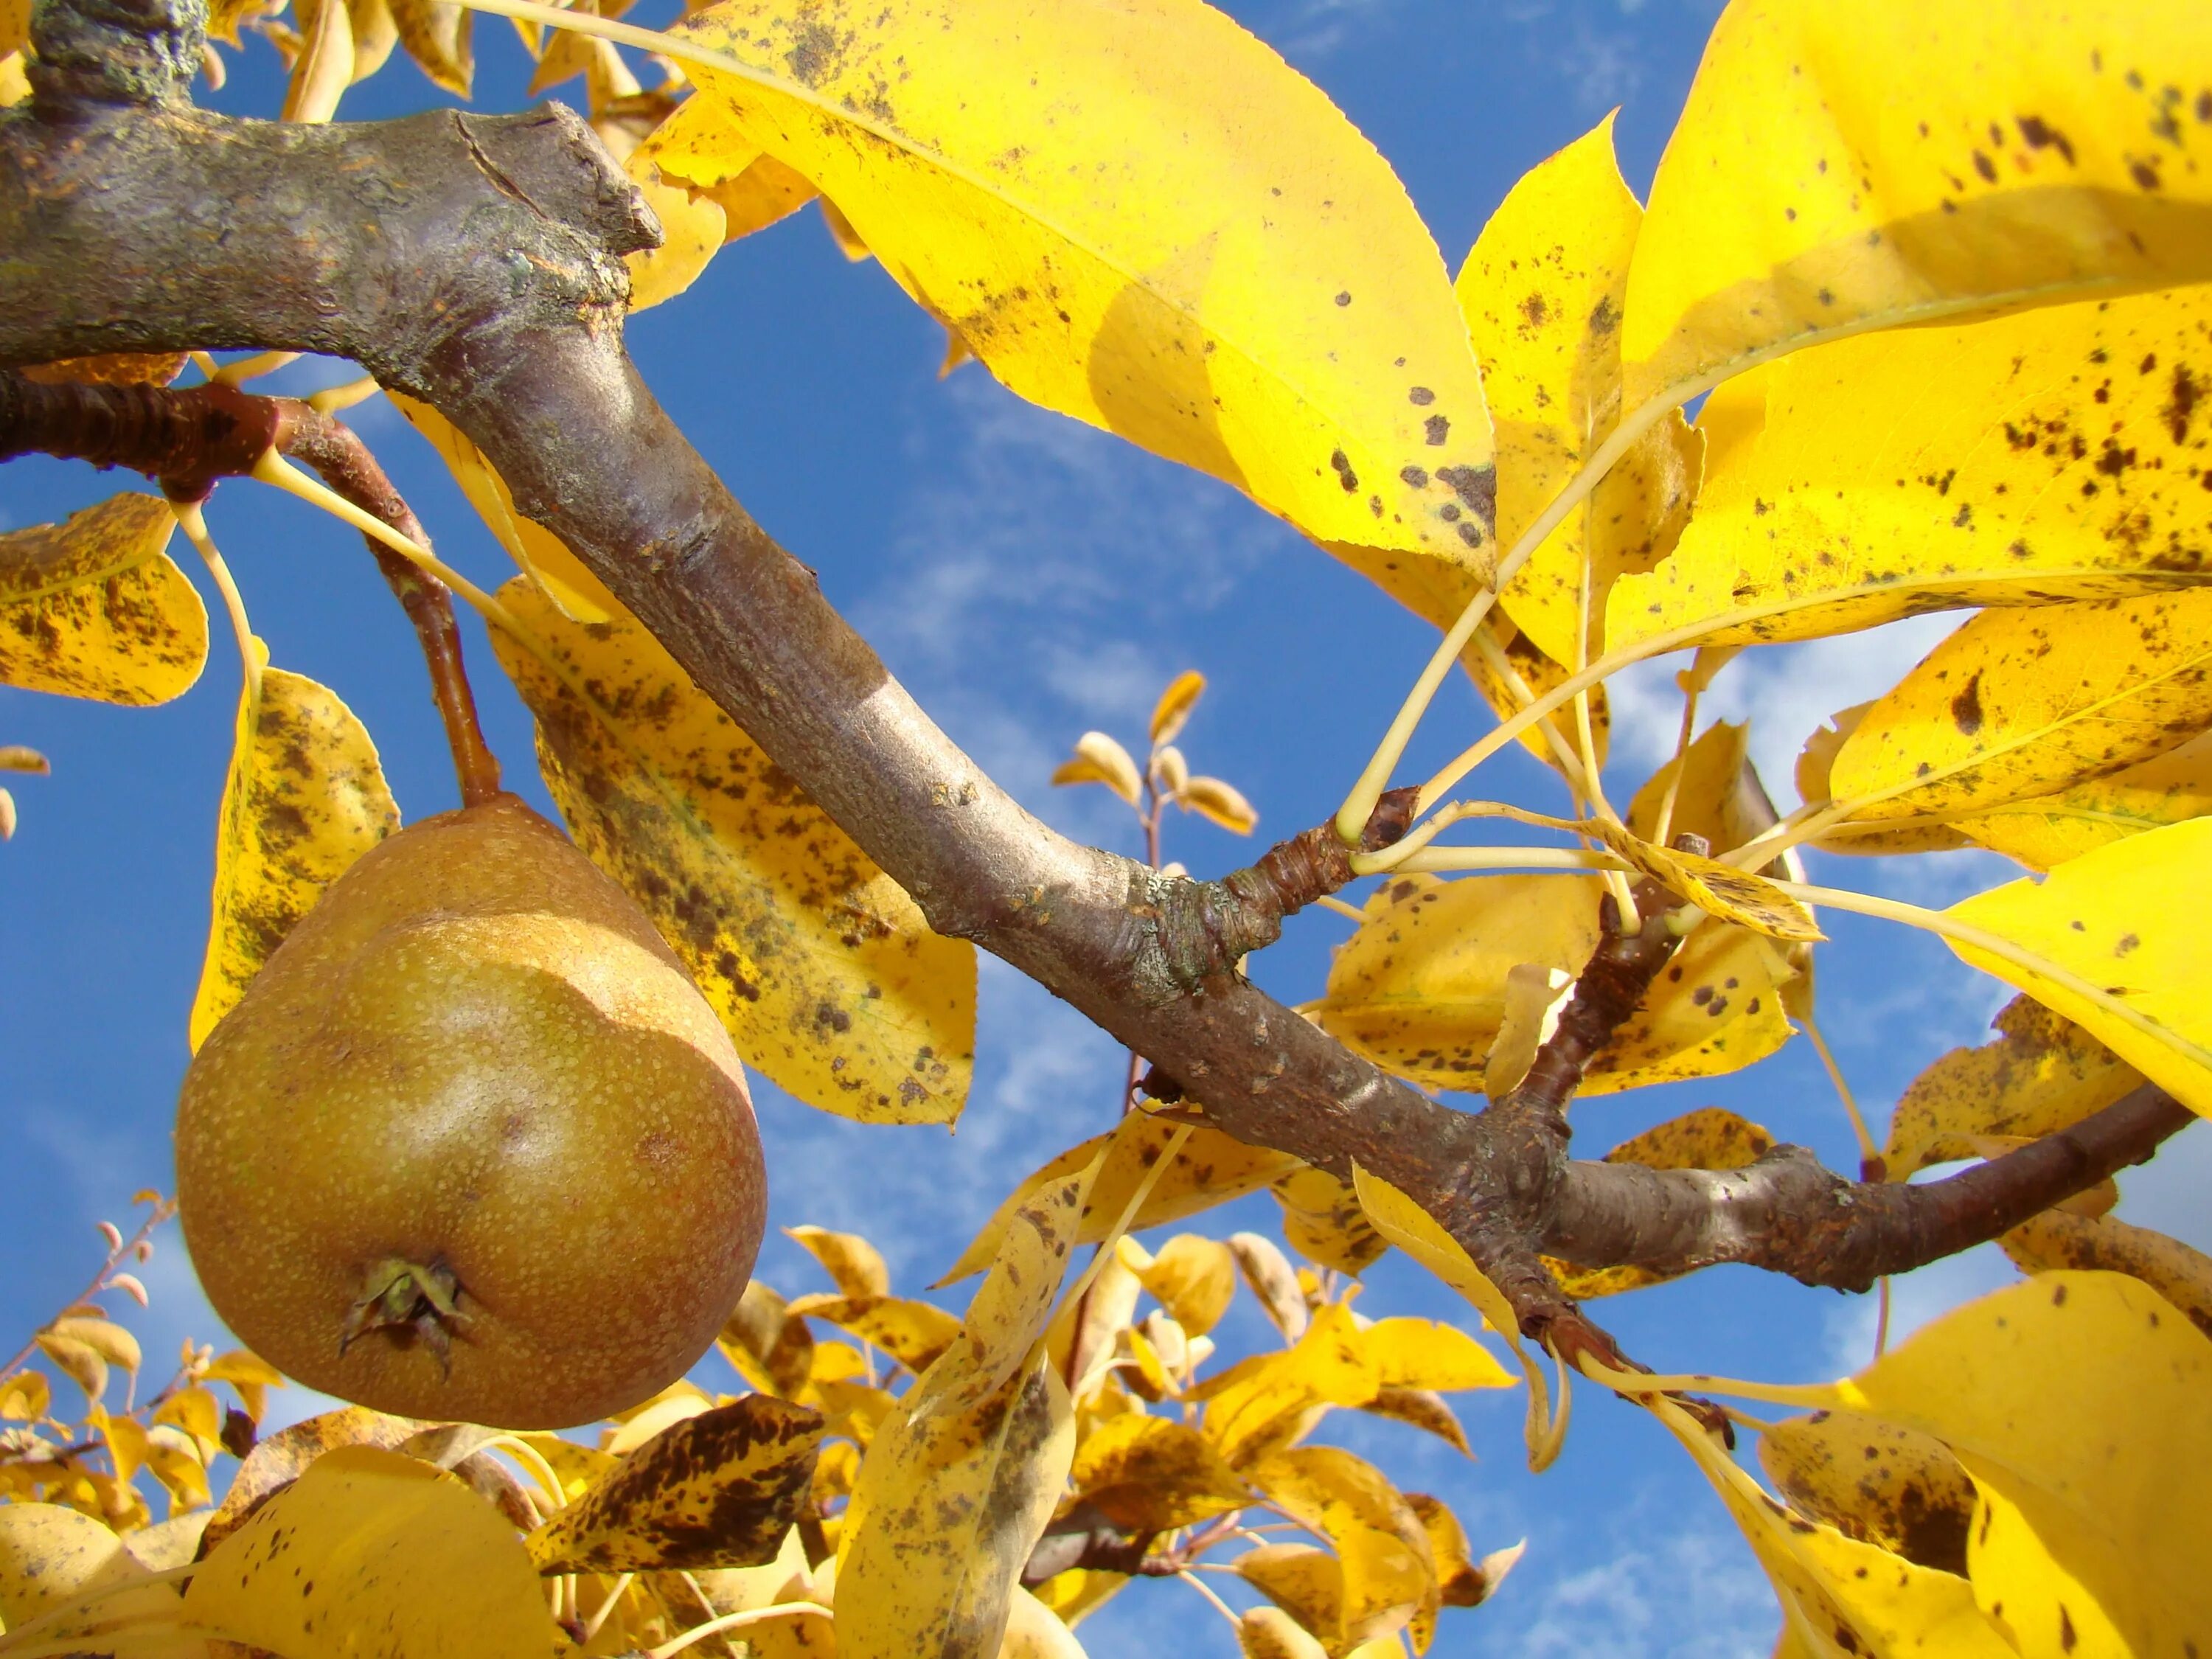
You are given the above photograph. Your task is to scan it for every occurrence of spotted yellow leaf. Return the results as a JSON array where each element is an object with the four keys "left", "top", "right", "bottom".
[
  {"left": 1586, "top": 820, "right": 1823, "bottom": 942},
  {"left": 1623, "top": 0, "right": 2212, "bottom": 411},
  {"left": 491, "top": 577, "right": 975, "bottom": 1124},
  {"left": 1458, "top": 113, "right": 1700, "bottom": 669},
  {"left": 2000, "top": 1210, "right": 2212, "bottom": 1339},
  {"left": 1610, "top": 288, "right": 2212, "bottom": 655},
  {"left": 1757, "top": 1411, "right": 1977, "bottom": 1576},
  {"left": 188, "top": 651, "right": 400, "bottom": 1050},
  {"left": 0, "top": 1503, "right": 182, "bottom": 1641},
  {"left": 184, "top": 1445, "right": 549, "bottom": 1659},
  {"left": 1625, "top": 719, "right": 1782, "bottom": 860},
  {"left": 638, "top": 95, "right": 819, "bottom": 243},
  {"left": 1069, "top": 1412, "right": 1251, "bottom": 1534},
  {"left": 1954, "top": 728, "right": 2212, "bottom": 870},
  {"left": 1834, "top": 590, "right": 2212, "bottom": 826},
  {"left": 1942, "top": 815, "right": 2212, "bottom": 1114},
  {"left": 786, "top": 1293, "right": 963, "bottom": 1376},
  {"left": 0, "top": 493, "right": 206, "bottom": 706},
  {"left": 1245, "top": 1447, "right": 1434, "bottom": 1649},
  {"left": 525, "top": 1395, "right": 823, "bottom": 1573},
  {"left": 669, "top": 0, "right": 1498, "bottom": 584},
  {"left": 1271, "top": 1166, "right": 1387, "bottom": 1276}
]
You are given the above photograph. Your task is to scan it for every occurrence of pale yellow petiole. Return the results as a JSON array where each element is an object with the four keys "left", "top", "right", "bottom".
[
  {"left": 580, "top": 1574, "right": 636, "bottom": 1645},
  {"left": 1466, "top": 625, "right": 1594, "bottom": 796},
  {"left": 1650, "top": 680, "right": 1701, "bottom": 850},
  {"left": 1368, "top": 846, "right": 1626, "bottom": 877},
  {"left": 308, "top": 373, "right": 383, "bottom": 417},
  {"left": 213, "top": 349, "right": 302, "bottom": 386},
  {"left": 648, "top": 1603, "right": 833, "bottom": 1659},
  {"left": 170, "top": 500, "right": 262, "bottom": 705},
  {"left": 1800, "top": 1008, "right": 1879, "bottom": 1165},
  {"left": 1312, "top": 893, "right": 1368, "bottom": 922}
]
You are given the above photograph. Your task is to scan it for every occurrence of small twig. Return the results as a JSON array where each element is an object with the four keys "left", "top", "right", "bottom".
[{"left": 0, "top": 1199, "right": 173, "bottom": 1388}]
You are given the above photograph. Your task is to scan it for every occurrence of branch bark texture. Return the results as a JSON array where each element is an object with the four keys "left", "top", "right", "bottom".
[{"left": 1, "top": 45, "right": 2194, "bottom": 1354}]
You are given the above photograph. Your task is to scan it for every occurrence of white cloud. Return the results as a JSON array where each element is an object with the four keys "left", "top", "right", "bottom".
[{"left": 1507, "top": 1504, "right": 1776, "bottom": 1658}]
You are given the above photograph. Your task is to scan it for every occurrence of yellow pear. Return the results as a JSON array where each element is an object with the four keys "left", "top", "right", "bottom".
[{"left": 177, "top": 793, "right": 766, "bottom": 1428}]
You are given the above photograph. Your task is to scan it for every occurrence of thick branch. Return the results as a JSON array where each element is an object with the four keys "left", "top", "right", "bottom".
[{"left": 1545, "top": 1082, "right": 2194, "bottom": 1292}]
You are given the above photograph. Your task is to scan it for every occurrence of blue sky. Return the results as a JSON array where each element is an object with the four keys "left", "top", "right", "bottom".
[{"left": 5, "top": 0, "right": 2208, "bottom": 1653}]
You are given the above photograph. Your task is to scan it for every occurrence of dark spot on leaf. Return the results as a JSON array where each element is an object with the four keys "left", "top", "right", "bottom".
[
  {"left": 1330, "top": 449, "right": 1359, "bottom": 493},
  {"left": 1972, "top": 150, "right": 1998, "bottom": 183},
  {"left": 1425, "top": 414, "right": 1450, "bottom": 446},
  {"left": 1335, "top": 291, "right": 1352, "bottom": 306},
  {"left": 1408, "top": 386, "right": 1435, "bottom": 406},
  {"left": 1950, "top": 672, "right": 1985, "bottom": 736},
  {"left": 1400, "top": 465, "right": 1430, "bottom": 488}
]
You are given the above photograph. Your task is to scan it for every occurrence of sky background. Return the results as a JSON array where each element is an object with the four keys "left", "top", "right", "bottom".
[{"left": 5, "top": 0, "right": 2208, "bottom": 1654}]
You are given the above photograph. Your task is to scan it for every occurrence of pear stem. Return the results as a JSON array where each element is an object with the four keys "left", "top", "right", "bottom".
[{"left": 274, "top": 405, "right": 505, "bottom": 806}]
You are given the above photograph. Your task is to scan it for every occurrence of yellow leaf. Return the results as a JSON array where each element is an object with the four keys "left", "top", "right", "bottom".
[
  {"left": 201, "top": 1349, "right": 285, "bottom": 1425},
  {"left": 1646, "top": 1395, "right": 2014, "bottom": 1659},
  {"left": 1406, "top": 1492, "right": 1517, "bottom": 1610},
  {"left": 1181, "top": 776, "right": 1259, "bottom": 836},
  {"left": 1883, "top": 994, "right": 2141, "bottom": 1178},
  {"left": 35, "top": 1333, "right": 108, "bottom": 1405},
  {"left": 202, "top": 1405, "right": 427, "bottom": 1555},
  {"left": 492, "top": 577, "right": 975, "bottom": 1124},
  {"left": 1586, "top": 920, "right": 1799, "bottom": 1095},
  {"left": 1358, "top": 1388, "right": 1470, "bottom": 1461},
  {"left": 2000, "top": 1210, "right": 2212, "bottom": 1339},
  {"left": 670, "top": 0, "right": 1498, "bottom": 571},
  {"left": 1459, "top": 114, "right": 1701, "bottom": 669},
  {"left": 787, "top": 1225, "right": 892, "bottom": 1299},
  {"left": 722, "top": 1281, "right": 816, "bottom": 1398},
  {"left": 0, "top": 52, "right": 26, "bottom": 105},
  {"left": 44, "top": 1315, "right": 139, "bottom": 1376},
  {"left": 933, "top": 1172, "right": 1091, "bottom": 1415},
  {"left": 1942, "top": 815, "right": 2212, "bottom": 1113},
  {"left": 836, "top": 1348, "right": 1074, "bottom": 1659},
  {"left": 625, "top": 151, "right": 728, "bottom": 311},
  {"left": 1359, "top": 1319, "right": 1514, "bottom": 1394},
  {"left": 1350, "top": 1165, "right": 1559, "bottom": 1472},
  {"left": 1318, "top": 873, "right": 1601, "bottom": 1091},
  {"left": 1057, "top": 731, "right": 1141, "bottom": 807},
  {"left": 1237, "top": 1600, "right": 1332, "bottom": 1659},
  {"left": 1798, "top": 703, "right": 1975, "bottom": 856},
  {"left": 1622, "top": 0, "right": 2212, "bottom": 410},
  {"left": 390, "top": 392, "right": 615, "bottom": 624},
  {"left": 786, "top": 1293, "right": 964, "bottom": 1375},
  {"left": 1481, "top": 961, "right": 1571, "bottom": 1100},
  {"left": 1230, "top": 1231, "right": 1310, "bottom": 1343},
  {"left": 999, "top": 1582, "right": 1089, "bottom": 1659},
  {"left": 1247, "top": 1447, "right": 1433, "bottom": 1648},
  {"left": 638, "top": 95, "right": 820, "bottom": 242},
  {"left": 1237, "top": 1545, "right": 1343, "bottom": 1649},
  {"left": 1610, "top": 288, "right": 2212, "bottom": 655},
  {"left": 526, "top": 1395, "right": 823, "bottom": 1573},
  {"left": 0, "top": 494, "right": 206, "bottom": 706},
  {"left": 1029, "top": 1565, "right": 1126, "bottom": 1630},
  {"left": 0, "top": 1503, "right": 180, "bottom": 1639},
  {"left": 1832, "top": 590, "right": 2212, "bottom": 823},
  {"left": 939, "top": 1120, "right": 1298, "bottom": 1284},
  {"left": 142, "top": 1425, "right": 210, "bottom": 1516},
  {"left": 388, "top": 0, "right": 469, "bottom": 94},
  {"left": 0, "top": 1370, "right": 49, "bottom": 1420},
  {"left": 1121, "top": 1233, "right": 1236, "bottom": 1338},
  {"left": 1272, "top": 1168, "right": 1387, "bottom": 1276},
  {"left": 151, "top": 1385, "right": 223, "bottom": 1458},
  {"left": 1955, "top": 728, "right": 2212, "bottom": 870},
  {"left": 1068, "top": 1412, "right": 1251, "bottom": 1534},
  {"left": 187, "top": 1445, "right": 549, "bottom": 1657},
  {"left": 1586, "top": 819, "right": 1823, "bottom": 941},
  {"left": 1758, "top": 1409, "right": 1976, "bottom": 1575},
  {"left": 187, "top": 655, "right": 400, "bottom": 1049},
  {"left": 0, "top": 0, "right": 26, "bottom": 56},
  {"left": 1625, "top": 720, "right": 1781, "bottom": 860},
  {"left": 1191, "top": 1302, "right": 1373, "bottom": 1467},
  {"left": 1150, "top": 671, "right": 1206, "bottom": 745}
]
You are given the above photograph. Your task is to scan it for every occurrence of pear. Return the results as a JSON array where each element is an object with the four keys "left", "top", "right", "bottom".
[{"left": 176, "top": 793, "right": 766, "bottom": 1429}]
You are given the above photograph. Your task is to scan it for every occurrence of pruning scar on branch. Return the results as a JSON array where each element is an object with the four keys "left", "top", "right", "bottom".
[{"left": 1, "top": 0, "right": 2192, "bottom": 1371}]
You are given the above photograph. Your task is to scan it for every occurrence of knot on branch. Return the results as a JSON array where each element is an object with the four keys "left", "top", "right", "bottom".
[
  {"left": 1140, "top": 787, "right": 1416, "bottom": 998},
  {"left": 27, "top": 0, "right": 206, "bottom": 110}
]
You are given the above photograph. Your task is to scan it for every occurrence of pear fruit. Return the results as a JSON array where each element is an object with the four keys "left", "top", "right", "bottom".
[{"left": 176, "top": 793, "right": 767, "bottom": 1428}]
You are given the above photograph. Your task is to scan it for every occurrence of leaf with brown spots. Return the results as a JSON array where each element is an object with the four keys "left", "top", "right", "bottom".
[
  {"left": 1458, "top": 114, "right": 1702, "bottom": 670},
  {"left": 836, "top": 1346, "right": 1075, "bottom": 1659},
  {"left": 1610, "top": 288, "right": 2212, "bottom": 655},
  {"left": 2000, "top": 1210, "right": 2212, "bottom": 1340},
  {"left": 785, "top": 1293, "right": 964, "bottom": 1375},
  {"left": 1119, "top": 1232, "right": 1237, "bottom": 1338},
  {"left": 1272, "top": 1167, "right": 1388, "bottom": 1276},
  {"left": 720, "top": 1281, "right": 817, "bottom": 1399},
  {"left": 933, "top": 1172, "right": 1092, "bottom": 1415},
  {"left": 491, "top": 575, "right": 976, "bottom": 1124},
  {"left": 1954, "top": 728, "right": 2212, "bottom": 871},
  {"left": 785, "top": 1224, "right": 892, "bottom": 1298},
  {"left": 1944, "top": 815, "right": 2212, "bottom": 1114},
  {"left": 1587, "top": 819, "right": 1823, "bottom": 942},
  {"left": 1758, "top": 1410, "right": 1977, "bottom": 1576},
  {"left": 1624, "top": 2, "right": 2212, "bottom": 411},
  {"left": 1625, "top": 719, "right": 1782, "bottom": 862},
  {"left": 0, "top": 1503, "right": 184, "bottom": 1639},
  {"left": 1548, "top": 1107, "right": 1775, "bottom": 1298},
  {"left": 1245, "top": 1447, "right": 1435, "bottom": 1649},
  {"left": 186, "top": 1445, "right": 551, "bottom": 1658},
  {"left": 937, "top": 1118, "right": 1298, "bottom": 1285},
  {"left": 1643, "top": 1394, "right": 2013, "bottom": 1659},
  {"left": 1832, "top": 588, "right": 2212, "bottom": 827},
  {"left": 1068, "top": 1411, "right": 1251, "bottom": 1534},
  {"left": 200, "top": 1404, "right": 426, "bottom": 1555},
  {"left": 1235, "top": 1545, "right": 1344, "bottom": 1651},
  {"left": 1190, "top": 1304, "right": 1378, "bottom": 1468},
  {"left": 1884, "top": 993, "right": 2142, "bottom": 1178},
  {"left": 0, "top": 493, "right": 207, "bottom": 706},
  {"left": 1797, "top": 703, "right": 1974, "bottom": 857},
  {"left": 524, "top": 1395, "right": 823, "bottom": 1573},
  {"left": 669, "top": 0, "right": 1498, "bottom": 581},
  {"left": 637, "top": 94, "right": 820, "bottom": 243},
  {"left": 187, "top": 650, "right": 400, "bottom": 1050}
]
